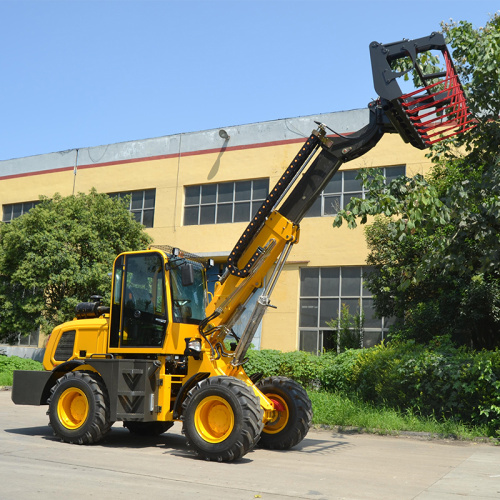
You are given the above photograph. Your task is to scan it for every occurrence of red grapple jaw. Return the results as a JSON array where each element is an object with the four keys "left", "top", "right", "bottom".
[{"left": 370, "top": 32, "right": 475, "bottom": 149}]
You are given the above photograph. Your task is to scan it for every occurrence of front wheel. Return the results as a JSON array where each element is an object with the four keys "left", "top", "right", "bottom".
[
  {"left": 47, "top": 371, "right": 111, "bottom": 445},
  {"left": 257, "top": 376, "right": 312, "bottom": 450},
  {"left": 181, "top": 376, "right": 263, "bottom": 462}
]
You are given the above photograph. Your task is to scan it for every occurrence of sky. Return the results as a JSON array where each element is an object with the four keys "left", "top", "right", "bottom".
[{"left": 1, "top": 0, "right": 498, "bottom": 161}]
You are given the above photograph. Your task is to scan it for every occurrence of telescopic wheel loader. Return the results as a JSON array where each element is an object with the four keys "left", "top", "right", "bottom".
[{"left": 12, "top": 33, "right": 474, "bottom": 461}]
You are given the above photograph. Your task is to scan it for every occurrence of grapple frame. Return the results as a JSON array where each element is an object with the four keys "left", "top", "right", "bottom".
[{"left": 370, "top": 32, "right": 475, "bottom": 149}]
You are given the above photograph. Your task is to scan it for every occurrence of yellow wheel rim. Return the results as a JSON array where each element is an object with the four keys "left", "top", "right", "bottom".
[
  {"left": 194, "top": 395, "right": 234, "bottom": 443},
  {"left": 263, "top": 393, "right": 289, "bottom": 435},
  {"left": 57, "top": 387, "right": 89, "bottom": 430}
]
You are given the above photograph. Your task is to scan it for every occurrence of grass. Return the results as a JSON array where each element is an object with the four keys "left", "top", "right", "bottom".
[
  {"left": 0, "top": 372, "right": 13, "bottom": 386},
  {"left": 309, "top": 390, "right": 492, "bottom": 441}
]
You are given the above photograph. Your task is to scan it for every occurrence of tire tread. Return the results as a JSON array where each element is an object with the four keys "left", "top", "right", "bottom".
[
  {"left": 47, "top": 371, "right": 111, "bottom": 445},
  {"left": 181, "top": 376, "right": 264, "bottom": 462},
  {"left": 258, "top": 376, "right": 312, "bottom": 450}
]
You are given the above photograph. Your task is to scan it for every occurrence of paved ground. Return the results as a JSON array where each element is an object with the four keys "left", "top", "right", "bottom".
[{"left": 1, "top": 389, "right": 499, "bottom": 499}]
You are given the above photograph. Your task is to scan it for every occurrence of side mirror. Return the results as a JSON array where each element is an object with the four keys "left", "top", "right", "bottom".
[{"left": 181, "top": 263, "right": 195, "bottom": 287}]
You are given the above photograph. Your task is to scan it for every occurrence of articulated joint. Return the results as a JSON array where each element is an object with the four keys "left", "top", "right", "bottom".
[{"left": 263, "top": 407, "right": 279, "bottom": 424}]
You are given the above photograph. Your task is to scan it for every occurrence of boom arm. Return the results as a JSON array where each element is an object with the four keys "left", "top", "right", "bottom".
[
  {"left": 202, "top": 33, "right": 474, "bottom": 364},
  {"left": 204, "top": 105, "right": 388, "bottom": 365}
]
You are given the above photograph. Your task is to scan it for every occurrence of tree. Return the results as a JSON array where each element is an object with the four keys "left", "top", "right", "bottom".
[
  {"left": 333, "top": 14, "right": 500, "bottom": 349},
  {"left": 0, "top": 189, "right": 152, "bottom": 343}
]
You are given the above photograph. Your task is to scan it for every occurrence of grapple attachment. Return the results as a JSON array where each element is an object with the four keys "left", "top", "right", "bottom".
[{"left": 370, "top": 32, "right": 475, "bottom": 149}]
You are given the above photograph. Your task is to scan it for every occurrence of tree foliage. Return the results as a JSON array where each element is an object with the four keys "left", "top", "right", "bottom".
[
  {"left": 333, "top": 14, "right": 500, "bottom": 348},
  {"left": 0, "top": 189, "right": 152, "bottom": 342}
]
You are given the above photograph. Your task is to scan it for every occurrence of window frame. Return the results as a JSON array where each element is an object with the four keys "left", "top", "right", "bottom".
[
  {"left": 109, "top": 189, "right": 156, "bottom": 228},
  {"left": 183, "top": 179, "right": 269, "bottom": 226},
  {"left": 306, "top": 165, "right": 406, "bottom": 218},
  {"left": 298, "top": 266, "right": 393, "bottom": 354},
  {"left": 2, "top": 201, "right": 40, "bottom": 223}
]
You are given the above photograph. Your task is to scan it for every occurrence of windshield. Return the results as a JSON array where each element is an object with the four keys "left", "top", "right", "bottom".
[{"left": 169, "top": 261, "right": 206, "bottom": 324}]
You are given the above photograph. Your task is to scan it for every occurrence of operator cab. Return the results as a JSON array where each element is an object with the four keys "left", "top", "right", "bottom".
[{"left": 108, "top": 250, "right": 207, "bottom": 352}]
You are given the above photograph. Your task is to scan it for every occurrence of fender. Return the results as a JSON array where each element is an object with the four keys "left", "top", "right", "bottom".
[{"left": 172, "top": 372, "right": 210, "bottom": 419}]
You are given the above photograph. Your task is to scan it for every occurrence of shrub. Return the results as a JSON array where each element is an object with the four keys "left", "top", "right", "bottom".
[
  {"left": 246, "top": 349, "right": 322, "bottom": 387},
  {"left": 0, "top": 355, "right": 43, "bottom": 386},
  {"left": 245, "top": 349, "right": 284, "bottom": 379},
  {"left": 317, "top": 350, "right": 360, "bottom": 393},
  {"left": 349, "top": 338, "right": 500, "bottom": 434}
]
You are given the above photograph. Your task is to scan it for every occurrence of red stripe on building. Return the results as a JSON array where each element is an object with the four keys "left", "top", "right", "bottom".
[{"left": 0, "top": 134, "right": 341, "bottom": 181}]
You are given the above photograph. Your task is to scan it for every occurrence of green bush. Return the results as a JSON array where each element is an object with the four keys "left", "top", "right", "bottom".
[
  {"left": 349, "top": 338, "right": 500, "bottom": 433},
  {"left": 246, "top": 349, "right": 322, "bottom": 387},
  {"left": 317, "top": 350, "right": 359, "bottom": 393},
  {"left": 0, "top": 356, "right": 43, "bottom": 386}
]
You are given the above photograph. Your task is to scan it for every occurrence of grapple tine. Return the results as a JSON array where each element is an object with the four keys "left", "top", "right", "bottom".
[{"left": 370, "top": 32, "right": 475, "bottom": 149}]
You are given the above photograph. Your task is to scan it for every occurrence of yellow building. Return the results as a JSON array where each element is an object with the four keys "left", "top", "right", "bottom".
[{"left": 0, "top": 108, "right": 432, "bottom": 355}]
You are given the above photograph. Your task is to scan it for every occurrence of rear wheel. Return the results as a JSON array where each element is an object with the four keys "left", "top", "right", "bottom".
[
  {"left": 181, "top": 376, "right": 263, "bottom": 462},
  {"left": 48, "top": 371, "right": 111, "bottom": 445},
  {"left": 123, "top": 421, "right": 174, "bottom": 435},
  {"left": 257, "top": 376, "right": 312, "bottom": 450}
]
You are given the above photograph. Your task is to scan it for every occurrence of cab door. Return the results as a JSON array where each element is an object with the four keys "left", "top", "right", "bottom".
[{"left": 109, "top": 252, "right": 168, "bottom": 349}]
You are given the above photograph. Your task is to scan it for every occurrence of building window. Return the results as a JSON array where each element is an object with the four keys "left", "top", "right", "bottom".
[
  {"left": 299, "top": 267, "right": 393, "bottom": 354},
  {"left": 2, "top": 201, "right": 39, "bottom": 223},
  {"left": 184, "top": 179, "right": 269, "bottom": 226},
  {"left": 306, "top": 166, "right": 406, "bottom": 217},
  {"left": 110, "top": 189, "right": 155, "bottom": 228}
]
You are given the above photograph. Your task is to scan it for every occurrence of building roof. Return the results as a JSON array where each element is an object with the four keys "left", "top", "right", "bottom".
[{"left": 0, "top": 108, "right": 369, "bottom": 180}]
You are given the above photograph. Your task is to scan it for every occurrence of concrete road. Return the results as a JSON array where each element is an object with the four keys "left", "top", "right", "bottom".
[{"left": 1, "top": 389, "right": 499, "bottom": 500}]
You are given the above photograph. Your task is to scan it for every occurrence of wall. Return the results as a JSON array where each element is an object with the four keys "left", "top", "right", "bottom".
[{"left": 0, "top": 345, "right": 45, "bottom": 362}]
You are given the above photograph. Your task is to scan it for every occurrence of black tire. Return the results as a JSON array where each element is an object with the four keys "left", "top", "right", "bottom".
[
  {"left": 123, "top": 421, "right": 174, "bottom": 435},
  {"left": 257, "top": 376, "right": 312, "bottom": 450},
  {"left": 47, "top": 371, "right": 111, "bottom": 445},
  {"left": 181, "top": 376, "right": 264, "bottom": 462}
]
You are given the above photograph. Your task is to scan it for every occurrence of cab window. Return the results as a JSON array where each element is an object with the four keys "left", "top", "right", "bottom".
[{"left": 169, "top": 262, "right": 206, "bottom": 324}]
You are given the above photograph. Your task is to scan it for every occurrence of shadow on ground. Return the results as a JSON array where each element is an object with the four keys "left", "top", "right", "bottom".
[{"left": 5, "top": 423, "right": 351, "bottom": 461}]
